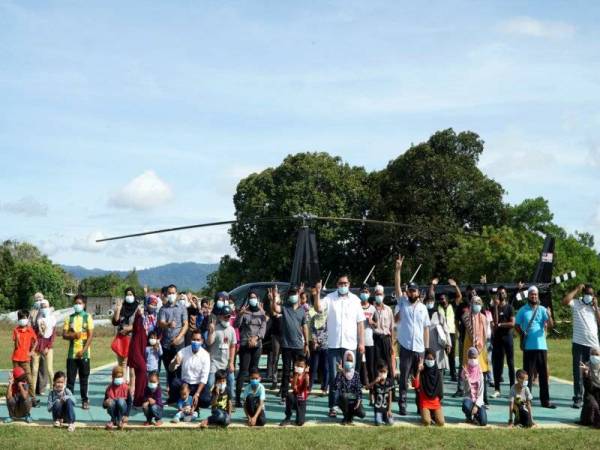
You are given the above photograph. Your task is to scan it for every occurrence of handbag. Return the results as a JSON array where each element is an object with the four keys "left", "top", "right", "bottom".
[{"left": 111, "top": 333, "right": 131, "bottom": 358}]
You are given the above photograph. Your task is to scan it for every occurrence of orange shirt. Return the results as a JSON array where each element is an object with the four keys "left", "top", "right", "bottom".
[
  {"left": 12, "top": 326, "right": 37, "bottom": 362},
  {"left": 412, "top": 375, "right": 441, "bottom": 410}
]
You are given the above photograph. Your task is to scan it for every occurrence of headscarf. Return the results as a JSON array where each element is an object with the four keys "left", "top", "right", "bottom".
[
  {"left": 128, "top": 312, "right": 148, "bottom": 406},
  {"left": 427, "top": 299, "right": 437, "bottom": 320},
  {"left": 36, "top": 300, "right": 56, "bottom": 339},
  {"left": 462, "top": 297, "right": 486, "bottom": 352},
  {"left": 121, "top": 289, "right": 140, "bottom": 325},
  {"left": 464, "top": 346, "right": 482, "bottom": 385},
  {"left": 590, "top": 348, "right": 600, "bottom": 389},
  {"left": 420, "top": 349, "right": 443, "bottom": 399},
  {"left": 343, "top": 350, "right": 355, "bottom": 381}
]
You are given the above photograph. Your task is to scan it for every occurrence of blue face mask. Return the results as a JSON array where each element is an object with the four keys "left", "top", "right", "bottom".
[
  {"left": 472, "top": 304, "right": 482, "bottom": 314},
  {"left": 73, "top": 304, "right": 84, "bottom": 313},
  {"left": 344, "top": 361, "right": 354, "bottom": 370},
  {"left": 375, "top": 295, "right": 384, "bottom": 304},
  {"left": 338, "top": 286, "right": 349, "bottom": 296},
  {"left": 583, "top": 295, "right": 593, "bottom": 305},
  {"left": 288, "top": 295, "right": 298, "bottom": 304},
  {"left": 250, "top": 378, "right": 260, "bottom": 387},
  {"left": 113, "top": 377, "right": 124, "bottom": 386},
  {"left": 249, "top": 297, "right": 258, "bottom": 308},
  {"left": 360, "top": 293, "right": 369, "bottom": 302},
  {"left": 216, "top": 300, "right": 225, "bottom": 309},
  {"left": 191, "top": 341, "right": 202, "bottom": 353},
  {"left": 147, "top": 382, "right": 158, "bottom": 391}
]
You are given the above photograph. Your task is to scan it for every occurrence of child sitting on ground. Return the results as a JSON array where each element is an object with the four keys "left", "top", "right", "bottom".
[
  {"left": 280, "top": 355, "right": 311, "bottom": 427},
  {"left": 242, "top": 368, "right": 266, "bottom": 427},
  {"left": 145, "top": 331, "right": 163, "bottom": 375},
  {"left": 334, "top": 351, "right": 365, "bottom": 425},
  {"left": 412, "top": 349, "right": 445, "bottom": 426},
  {"left": 4, "top": 366, "right": 32, "bottom": 423},
  {"left": 369, "top": 361, "right": 394, "bottom": 426},
  {"left": 172, "top": 383, "right": 198, "bottom": 423},
  {"left": 142, "top": 371, "right": 163, "bottom": 426},
  {"left": 47, "top": 371, "right": 76, "bottom": 431},
  {"left": 103, "top": 365, "right": 132, "bottom": 430},
  {"left": 12, "top": 310, "right": 37, "bottom": 407},
  {"left": 200, "top": 369, "right": 232, "bottom": 428},
  {"left": 462, "top": 347, "right": 487, "bottom": 426},
  {"left": 509, "top": 369, "right": 535, "bottom": 428}
]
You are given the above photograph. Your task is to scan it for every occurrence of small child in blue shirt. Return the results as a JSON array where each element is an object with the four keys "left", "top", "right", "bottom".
[
  {"left": 172, "top": 383, "right": 197, "bottom": 423},
  {"left": 145, "top": 331, "right": 163, "bottom": 375},
  {"left": 242, "top": 368, "right": 266, "bottom": 426}
]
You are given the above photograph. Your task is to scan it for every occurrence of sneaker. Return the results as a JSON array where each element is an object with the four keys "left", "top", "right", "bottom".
[
  {"left": 399, "top": 406, "right": 407, "bottom": 416},
  {"left": 279, "top": 419, "right": 292, "bottom": 427},
  {"left": 171, "top": 417, "right": 180, "bottom": 424},
  {"left": 572, "top": 399, "right": 582, "bottom": 409},
  {"left": 3, "top": 417, "right": 13, "bottom": 424},
  {"left": 328, "top": 409, "right": 337, "bottom": 418},
  {"left": 542, "top": 403, "right": 557, "bottom": 409},
  {"left": 82, "top": 401, "right": 89, "bottom": 410},
  {"left": 54, "top": 420, "right": 61, "bottom": 427},
  {"left": 24, "top": 415, "right": 33, "bottom": 424},
  {"left": 67, "top": 423, "right": 76, "bottom": 432},
  {"left": 492, "top": 391, "right": 501, "bottom": 398}
]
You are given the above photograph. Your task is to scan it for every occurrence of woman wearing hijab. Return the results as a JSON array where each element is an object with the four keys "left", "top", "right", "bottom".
[
  {"left": 412, "top": 349, "right": 445, "bottom": 426},
  {"left": 580, "top": 347, "right": 600, "bottom": 427},
  {"left": 128, "top": 305, "right": 148, "bottom": 407},
  {"left": 425, "top": 296, "right": 452, "bottom": 374},
  {"left": 31, "top": 298, "right": 56, "bottom": 398},
  {"left": 333, "top": 350, "right": 365, "bottom": 425},
  {"left": 111, "top": 288, "right": 139, "bottom": 381},
  {"left": 462, "top": 346, "right": 487, "bottom": 426},
  {"left": 461, "top": 296, "right": 490, "bottom": 405}
]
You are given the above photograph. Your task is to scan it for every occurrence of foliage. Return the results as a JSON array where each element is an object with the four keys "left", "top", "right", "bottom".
[
  {"left": 78, "top": 270, "right": 142, "bottom": 298},
  {"left": 203, "top": 255, "right": 249, "bottom": 296}
]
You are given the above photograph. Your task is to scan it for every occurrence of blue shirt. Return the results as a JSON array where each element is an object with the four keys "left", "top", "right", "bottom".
[
  {"left": 145, "top": 345, "right": 163, "bottom": 372},
  {"left": 394, "top": 297, "right": 430, "bottom": 353},
  {"left": 242, "top": 383, "right": 266, "bottom": 407},
  {"left": 158, "top": 303, "right": 188, "bottom": 349},
  {"left": 515, "top": 304, "right": 550, "bottom": 351}
]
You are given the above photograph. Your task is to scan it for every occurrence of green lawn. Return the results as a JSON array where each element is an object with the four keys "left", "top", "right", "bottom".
[
  {"left": 0, "top": 322, "right": 117, "bottom": 372},
  {"left": 0, "top": 425, "right": 597, "bottom": 449},
  {"left": 513, "top": 338, "right": 572, "bottom": 381}
]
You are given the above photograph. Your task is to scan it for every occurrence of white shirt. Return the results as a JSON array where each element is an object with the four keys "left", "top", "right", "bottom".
[
  {"left": 394, "top": 296, "right": 430, "bottom": 353},
  {"left": 320, "top": 291, "right": 365, "bottom": 349},
  {"left": 177, "top": 345, "right": 210, "bottom": 385},
  {"left": 569, "top": 299, "right": 600, "bottom": 348}
]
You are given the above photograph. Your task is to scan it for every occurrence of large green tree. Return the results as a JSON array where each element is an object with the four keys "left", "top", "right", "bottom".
[{"left": 78, "top": 270, "right": 142, "bottom": 298}]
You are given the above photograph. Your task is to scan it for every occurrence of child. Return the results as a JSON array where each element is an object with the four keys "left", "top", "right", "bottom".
[
  {"left": 334, "top": 351, "right": 365, "bottom": 425},
  {"left": 103, "top": 366, "right": 132, "bottom": 430},
  {"left": 47, "top": 371, "right": 76, "bottom": 431},
  {"left": 12, "top": 310, "right": 37, "bottom": 406},
  {"left": 142, "top": 371, "right": 164, "bottom": 426},
  {"left": 242, "top": 368, "right": 266, "bottom": 427},
  {"left": 462, "top": 347, "right": 487, "bottom": 426},
  {"left": 280, "top": 355, "right": 310, "bottom": 426},
  {"left": 370, "top": 361, "right": 394, "bottom": 426},
  {"left": 412, "top": 350, "right": 445, "bottom": 426},
  {"left": 172, "top": 383, "right": 198, "bottom": 423},
  {"left": 509, "top": 369, "right": 534, "bottom": 428},
  {"left": 145, "top": 331, "right": 163, "bottom": 375},
  {"left": 200, "top": 369, "right": 232, "bottom": 427},
  {"left": 4, "top": 366, "right": 32, "bottom": 423}
]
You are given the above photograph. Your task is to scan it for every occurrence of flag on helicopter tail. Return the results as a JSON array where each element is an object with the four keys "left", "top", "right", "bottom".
[
  {"left": 290, "top": 227, "right": 321, "bottom": 288},
  {"left": 515, "top": 270, "right": 577, "bottom": 301}
]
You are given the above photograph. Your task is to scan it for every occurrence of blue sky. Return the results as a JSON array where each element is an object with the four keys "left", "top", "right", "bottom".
[{"left": 1, "top": 0, "right": 599, "bottom": 270}]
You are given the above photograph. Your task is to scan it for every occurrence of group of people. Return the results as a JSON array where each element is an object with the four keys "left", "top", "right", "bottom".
[{"left": 4, "top": 256, "right": 600, "bottom": 430}]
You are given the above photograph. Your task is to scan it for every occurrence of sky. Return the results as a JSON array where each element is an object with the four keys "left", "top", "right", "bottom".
[{"left": 1, "top": 0, "right": 599, "bottom": 270}]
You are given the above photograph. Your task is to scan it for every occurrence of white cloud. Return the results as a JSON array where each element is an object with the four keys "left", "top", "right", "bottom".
[
  {"left": 499, "top": 16, "right": 575, "bottom": 39},
  {"left": 108, "top": 170, "right": 173, "bottom": 210},
  {"left": 1, "top": 196, "right": 48, "bottom": 217},
  {"left": 71, "top": 231, "right": 107, "bottom": 253}
]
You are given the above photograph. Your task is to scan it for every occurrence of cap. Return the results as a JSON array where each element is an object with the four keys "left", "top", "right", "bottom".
[
  {"left": 216, "top": 291, "right": 229, "bottom": 300},
  {"left": 13, "top": 366, "right": 25, "bottom": 380},
  {"left": 220, "top": 305, "right": 232, "bottom": 316},
  {"left": 407, "top": 282, "right": 419, "bottom": 291}
]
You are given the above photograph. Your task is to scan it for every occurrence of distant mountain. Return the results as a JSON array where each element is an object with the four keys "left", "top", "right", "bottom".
[{"left": 61, "top": 262, "right": 219, "bottom": 291}]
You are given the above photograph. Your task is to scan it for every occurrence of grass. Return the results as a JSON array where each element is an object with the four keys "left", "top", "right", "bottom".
[
  {"left": 0, "top": 425, "right": 597, "bottom": 449},
  {"left": 513, "top": 338, "right": 572, "bottom": 381},
  {"left": 0, "top": 322, "right": 116, "bottom": 372}
]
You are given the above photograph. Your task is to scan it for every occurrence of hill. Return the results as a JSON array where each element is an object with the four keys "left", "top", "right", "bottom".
[{"left": 61, "top": 262, "right": 219, "bottom": 291}]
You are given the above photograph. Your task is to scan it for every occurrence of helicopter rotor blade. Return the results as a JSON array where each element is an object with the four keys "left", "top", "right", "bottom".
[{"left": 311, "top": 216, "right": 416, "bottom": 228}]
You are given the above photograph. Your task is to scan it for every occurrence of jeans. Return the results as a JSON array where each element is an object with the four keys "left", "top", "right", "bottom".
[
  {"left": 51, "top": 398, "right": 76, "bottom": 424},
  {"left": 456, "top": 333, "right": 465, "bottom": 392},
  {"left": 338, "top": 393, "right": 366, "bottom": 422},
  {"left": 244, "top": 396, "right": 266, "bottom": 426},
  {"left": 284, "top": 392, "right": 306, "bottom": 425},
  {"left": 207, "top": 371, "right": 235, "bottom": 404},
  {"left": 398, "top": 345, "right": 424, "bottom": 411},
  {"left": 207, "top": 408, "right": 230, "bottom": 426},
  {"left": 447, "top": 333, "right": 457, "bottom": 378},
  {"left": 281, "top": 347, "right": 306, "bottom": 399},
  {"left": 236, "top": 345, "right": 262, "bottom": 402},
  {"left": 162, "top": 345, "right": 182, "bottom": 403},
  {"left": 492, "top": 333, "right": 515, "bottom": 391},
  {"left": 572, "top": 342, "right": 592, "bottom": 402},
  {"left": 106, "top": 398, "right": 128, "bottom": 425},
  {"left": 267, "top": 334, "right": 281, "bottom": 383},
  {"left": 523, "top": 349, "right": 551, "bottom": 405},
  {"left": 374, "top": 407, "right": 394, "bottom": 425},
  {"left": 462, "top": 398, "right": 487, "bottom": 425},
  {"left": 143, "top": 403, "right": 163, "bottom": 422},
  {"left": 66, "top": 358, "right": 90, "bottom": 403},
  {"left": 327, "top": 348, "right": 355, "bottom": 408},
  {"left": 310, "top": 348, "right": 329, "bottom": 390}
]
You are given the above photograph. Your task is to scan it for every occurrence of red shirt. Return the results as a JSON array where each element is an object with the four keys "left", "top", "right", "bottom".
[
  {"left": 412, "top": 375, "right": 441, "bottom": 410},
  {"left": 12, "top": 326, "right": 37, "bottom": 362},
  {"left": 293, "top": 374, "right": 310, "bottom": 401},
  {"left": 105, "top": 383, "right": 130, "bottom": 400}
]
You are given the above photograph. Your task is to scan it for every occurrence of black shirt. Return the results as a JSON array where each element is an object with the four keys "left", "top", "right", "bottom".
[
  {"left": 492, "top": 303, "right": 514, "bottom": 340},
  {"left": 373, "top": 378, "right": 395, "bottom": 409}
]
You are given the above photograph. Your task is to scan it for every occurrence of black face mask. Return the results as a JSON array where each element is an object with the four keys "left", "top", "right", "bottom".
[
  {"left": 408, "top": 296, "right": 418, "bottom": 304},
  {"left": 528, "top": 299, "right": 538, "bottom": 306}
]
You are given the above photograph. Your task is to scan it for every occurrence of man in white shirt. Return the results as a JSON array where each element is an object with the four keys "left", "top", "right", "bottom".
[
  {"left": 313, "top": 275, "right": 365, "bottom": 417},
  {"left": 393, "top": 255, "right": 430, "bottom": 415},
  {"left": 562, "top": 284, "right": 600, "bottom": 408},
  {"left": 169, "top": 329, "right": 211, "bottom": 410}
]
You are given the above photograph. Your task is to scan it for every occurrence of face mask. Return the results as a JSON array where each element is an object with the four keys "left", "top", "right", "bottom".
[
  {"left": 167, "top": 294, "right": 177, "bottom": 304},
  {"left": 583, "top": 295, "right": 593, "bottom": 305},
  {"left": 250, "top": 378, "right": 260, "bottom": 387},
  {"left": 149, "top": 338, "right": 157, "bottom": 346},
  {"left": 426, "top": 302, "right": 435, "bottom": 310},
  {"left": 337, "top": 286, "right": 349, "bottom": 296},
  {"left": 216, "top": 300, "right": 225, "bottom": 309},
  {"left": 191, "top": 341, "right": 202, "bottom": 353},
  {"left": 220, "top": 320, "right": 230, "bottom": 328},
  {"left": 378, "top": 372, "right": 387, "bottom": 380},
  {"left": 218, "top": 383, "right": 227, "bottom": 392},
  {"left": 148, "top": 382, "right": 158, "bottom": 391},
  {"left": 73, "top": 304, "right": 84, "bottom": 313},
  {"left": 125, "top": 295, "right": 135, "bottom": 304},
  {"left": 589, "top": 355, "right": 600, "bottom": 366},
  {"left": 113, "top": 377, "right": 124, "bottom": 386},
  {"left": 360, "top": 293, "right": 369, "bottom": 302},
  {"left": 375, "top": 295, "right": 384, "bottom": 304},
  {"left": 468, "top": 358, "right": 479, "bottom": 367},
  {"left": 18, "top": 318, "right": 28, "bottom": 327},
  {"left": 424, "top": 359, "right": 435, "bottom": 368},
  {"left": 471, "top": 304, "right": 482, "bottom": 314},
  {"left": 294, "top": 366, "right": 304, "bottom": 374},
  {"left": 40, "top": 308, "right": 49, "bottom": 318},
  {"left": 408, "top": 296, "right": 418, "bottom": 304},
  {"left": 249, "top": 297, "right": 258, "bottom": 308},
  {"left": 147, "top": 306, "right": 157, "bottom": 314},
  {"left": 288, "top": 295, "right": 298, "bottom": 304},
  {"left": 33, "top": 301, "right": 42, "bottom": 310},
  {"left": 344, "top": 361, "right": 354, "bottom": 371}
]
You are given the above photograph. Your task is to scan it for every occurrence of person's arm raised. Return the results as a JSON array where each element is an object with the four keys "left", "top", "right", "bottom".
[
  {"left": 394, "top": 255, "right": 404, "bottom": 298},
  {"left": 563, "top": 284, "right": 584, "bottom": 306},
  {"left": 448, "top": 279, "right": 462, "bottom": 305}
]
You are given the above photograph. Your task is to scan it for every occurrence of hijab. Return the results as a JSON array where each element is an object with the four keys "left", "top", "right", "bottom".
[
  {"left": 121, "top": 291, "right": 140, "bottom": 324},
  {"left": 590, "top": 350, "right": 600, "bottom": 389},
  {"left": 464, "top": 346, "right": 482, "bottom": 385},
  {"left": 420, "top": 349, "right": 443, "bottom": 399},
  {"left": 343, "top": 350, "right": 355, "bottom": 381}
]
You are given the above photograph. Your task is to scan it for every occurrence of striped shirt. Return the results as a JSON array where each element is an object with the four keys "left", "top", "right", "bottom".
[
  {"left": 569, "top": 299, "right": 599, "bottom": 348},
  {"left": 63, "top": 311, "right": 94, "bottom": 359}
]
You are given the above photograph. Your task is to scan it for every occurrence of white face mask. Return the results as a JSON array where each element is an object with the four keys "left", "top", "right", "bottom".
[
  {"left": 590, "top": 355, "right": 600, "bottom": 366},
  {"left": 149, "top": 338, "right": 157, "bottom": 346},
  {"left": 18, "top": 318, "right": 29, "bottom": 327},
  {"left": 583, "top": 295, "right": 593, "bottom": 305},
  {"left": 294, "top": 366, "right": 304, "bottom": 374},
  {"left": 125, "top": 295, "right": 135, "bottom": 304},
  {"left": 220, "top": 320, "right": 230, "bottom": 328},
  {"left": 426, "top": 302, "right": 435, "bottom": 310},
  {"left": 40, "top": 307, "right": 49, "bottom": 318},
  {"left": 468, "top": 358, "right": 479, "bottom": 367},
  {"left": 167, "top": 294, "right": 177, "bottom": 303},
  {"left": 424, "top": 359, "right": 435, "bottom": 368}
]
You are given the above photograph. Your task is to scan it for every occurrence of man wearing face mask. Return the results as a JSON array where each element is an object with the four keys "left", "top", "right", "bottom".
[
  {"left": 372, "top": 284, "right": 395, "bottom": 380},
  {"left": 272, "top": 285, "right": 310, "bottom": 405},
  {"left": 158, "top": 284, "right": 188, "bottom": 403},
  {"left": 206, "top": 305, "right": 237, "bottom": 406},
  {"left": 359, "top": 285, "right": 377, "bottom": 385},
  {"left": 313, "top": 276, "right": 366, "bottom": 418},
  {"left": 491, "top": 286, "right": 515, "bottom": 398},
  {"left": 393, "top": 255, "right": 430, "bottom": 416},
  {"left": 234, "top": 292, "right": 267, "bottom": 406},
  {"left": 169, "top": 330, "right": 210, "bottom": 411},
  {"left": 562, "top": 284, "right": 600, "bottom": 409},
  {"left": 516, "top": 286, "right": 555, "bottom": 408}
]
